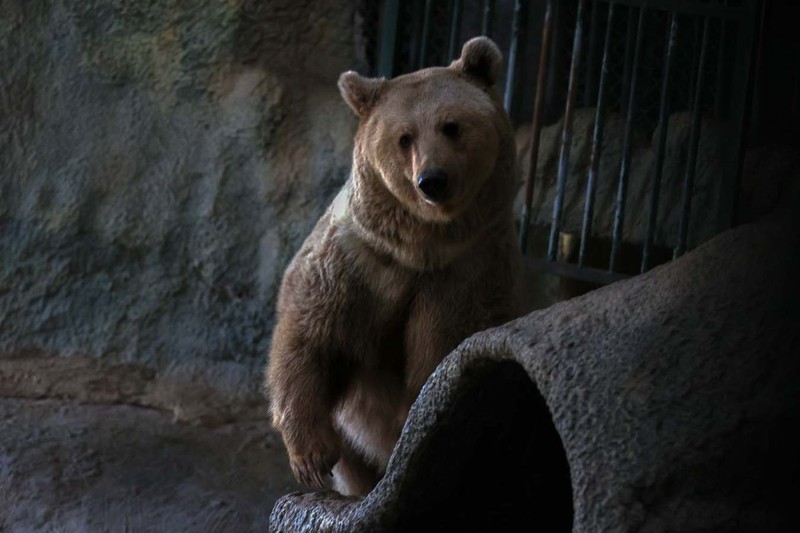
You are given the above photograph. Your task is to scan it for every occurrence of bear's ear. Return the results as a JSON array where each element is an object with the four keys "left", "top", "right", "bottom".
[
  {"left": 450, "top": 37, "right": 503, "bottom": 87},
  {"left": 338, "top": 71, "right": 386, "bottom": 117}
]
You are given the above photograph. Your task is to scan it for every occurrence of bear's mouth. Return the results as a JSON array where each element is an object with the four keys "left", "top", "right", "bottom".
[
  {"left": 415, "top": 193, "right": 462, "bottom": 224},
  {"left": 420, "top": 195, "right": 448, "bottom": 207}
]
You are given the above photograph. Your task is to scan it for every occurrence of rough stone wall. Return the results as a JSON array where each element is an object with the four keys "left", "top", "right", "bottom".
[{"left": 0, "top": 0, "right": 362, "bottom": 422}]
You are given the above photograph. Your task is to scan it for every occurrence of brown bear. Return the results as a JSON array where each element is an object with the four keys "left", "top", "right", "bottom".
[{"left": 265, "top": 37, "right": 525, "bottom": 497}]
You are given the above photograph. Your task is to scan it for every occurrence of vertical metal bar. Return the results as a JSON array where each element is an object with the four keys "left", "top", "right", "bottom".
[
  {"left": 714, "top": 9, "right": 728, "bottom": 119},
  {"left": 726, "top": 0, "right": 766, "bottom": 229},
  {"left": 675, "top": 17, "right": 711, "bottom": 259},
  {"left": 544, "top": 0, "right": 565, "bottom": 124},
  {"left": 687, "top": 17, "right": 701, "bottom": 110},
  {"left": 406, "top": 1, "right": 421, "bottom": 72},
  {"left": 482, "top": 0, "right": 495, "bottom": 37},
  {"left": 448, "top": 0, "right": 464, "bottom": 61},
  {"left": 519, "top": 0, "right": 555, "bottom": 252},
  {"left": 377, "top": 0, "right": 401, "bottom": 78},
  {"left": 609, "top": 5, "right": 647, "bottom": 272},
  {"left": 504, "top": 0, "right": 523, "bottom": 113},
  {"left": 641, "top": 13, "right": 678, "bottom": 273},
  {"left": 620, "top": 6, "right": 637, "bottom": 116},
  {"left": 578, "top": 2, "right": 617, "bottom": 268},
  {"left": 418, "top": 0, "right": 433, "bottom": 69},
  {"left": 547, "top": 0, "right": 587, "bottom": 261},
  {"left": 584, "top": 0, "right": 602, "bottom": 107}
]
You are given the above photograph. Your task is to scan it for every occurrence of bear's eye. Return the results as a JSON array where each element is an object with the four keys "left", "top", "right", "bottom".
[
  {"left": 442, "top": 122, "right": 460, "bottom": 139},
  {"left": 399, "top": 134, "right": 413, "bottom": 149}
]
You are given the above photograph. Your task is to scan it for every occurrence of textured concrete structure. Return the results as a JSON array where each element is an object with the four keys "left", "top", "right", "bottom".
[
  {"left": 0, "top": 0, "right": 362, "bottom": 422},
  {"left": 270, "top": 204, "right": 799, "bottom": 532}
]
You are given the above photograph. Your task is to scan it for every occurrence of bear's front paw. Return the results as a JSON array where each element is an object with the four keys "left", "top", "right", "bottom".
[{"left": 286, "top": 429, "right": 341, "bottom": 489}]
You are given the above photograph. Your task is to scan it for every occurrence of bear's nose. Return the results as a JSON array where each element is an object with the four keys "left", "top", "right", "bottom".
[{"left": 417, "top": 169, "right": 449, "bottom": 203}]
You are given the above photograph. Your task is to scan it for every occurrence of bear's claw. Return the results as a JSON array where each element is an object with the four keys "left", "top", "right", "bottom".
[{"left": 290, "top": 452, "right": 336, "bottom": 489}]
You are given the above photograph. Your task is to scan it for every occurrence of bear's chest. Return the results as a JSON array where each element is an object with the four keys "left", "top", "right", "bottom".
[
  {"left": 342, "top": 254, "right": 416, "bottom": 361},
  {"left": 335, "top": 228, "right": 490, "bottom": 369}
]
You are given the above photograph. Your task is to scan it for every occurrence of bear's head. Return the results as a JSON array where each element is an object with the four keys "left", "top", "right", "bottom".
[{"left": 338, "top": 37, "right": 515, "bottom": 227}]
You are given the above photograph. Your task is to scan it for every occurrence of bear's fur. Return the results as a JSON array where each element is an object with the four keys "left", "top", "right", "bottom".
[{"left": 265, "top": 37, "right": 525, "bottom": 496}]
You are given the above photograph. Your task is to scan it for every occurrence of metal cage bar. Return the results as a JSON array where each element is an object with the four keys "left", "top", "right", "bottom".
[
  {"left": 608, "top": 0, "right": 745, "bottom": 19},
  {"left": 448, "top": 0, "right": 464, "bottom": 61},
  {"left": 418, "top": 0, "right": 434, "bottom": 69},
  {"left": 525, "top": 256, "right": 629, "bottom": 286},
  {"left": 620, "top": 6, "right": 637, "bottom": 117},
  {"left": 519, "top": 0, "right": 555, "bottom": 252},
  {"left": 482, "top": 0, "right": 496, "bottom": 37},
  {"left": 641, "top": 13, "right": 678, "bottom": 273},
  {"left": 584, "top": 0, "right": 603, "bottom": 107},
  {"left": 579, "top": 2, "right": 617, "bottom": 268},
  {"left": 687, "top": 17, "right": 702, "bottom": 113},
  {"left": 675, "top": 16, "right": 711, "bottom": 258},
  {"left": 547, "top": 0, "right": 587, "bottom": 261},
  {"left": 718, "top": 0, "right": 764, "bottom": 232},
  {"left": 714, "top": 10, "right": 728, "bottom": 120},
  {"left": 503, "top": 0, "right": 523, "bottom": 112},
  {"left": 609, "top": 5, "right": 647, "bottom": 272},
  {"left": 377, "top": 0, "right": 401, "bottom": 78},
  {"left": 373, "top": 0, "right": 762, "bottom": 289}
]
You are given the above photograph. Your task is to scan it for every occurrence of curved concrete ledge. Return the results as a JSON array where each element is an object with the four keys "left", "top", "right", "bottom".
[{"left": 270, "top": 208, "right": 800, "bottom": 532}]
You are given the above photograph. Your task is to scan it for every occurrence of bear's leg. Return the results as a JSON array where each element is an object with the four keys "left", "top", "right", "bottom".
[{"left": 332, "top": 443, "right": 382, "bottom": 497}]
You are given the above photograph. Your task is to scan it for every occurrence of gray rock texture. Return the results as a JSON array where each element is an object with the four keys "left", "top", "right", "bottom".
[
  {"left": 0, "top": 397, "right": 300, "bottom": 532},
  {"left": 0, "top": 0, "right": 363, "bottom": 421},
  {"left": 270, "top": 205, "right": 800, "bottom": 532}
]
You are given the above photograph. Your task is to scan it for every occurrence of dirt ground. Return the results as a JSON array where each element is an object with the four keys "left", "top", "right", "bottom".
[{"left": 0, "top": 398, "right": 300, "bottom": 532}]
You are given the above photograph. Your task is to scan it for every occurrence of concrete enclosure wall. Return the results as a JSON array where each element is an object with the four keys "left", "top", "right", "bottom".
[{"left": 0, "top": 0, "right": 363, "bottom": 422}]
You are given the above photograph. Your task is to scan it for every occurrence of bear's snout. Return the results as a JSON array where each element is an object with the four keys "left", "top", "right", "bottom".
[{"left": 417, "top": 169, "right": 450, "bottom": 203}]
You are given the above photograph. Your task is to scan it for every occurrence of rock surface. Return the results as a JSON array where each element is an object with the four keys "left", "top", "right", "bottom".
[
  {"left": 0, "top": 0, "right": 363, "bottom": 419},
  {"left": 0, "top": 397, "right": 299, "bottom": 532},
  {"left": 270, "top": 205, "right": 800, "bottom": 532}
]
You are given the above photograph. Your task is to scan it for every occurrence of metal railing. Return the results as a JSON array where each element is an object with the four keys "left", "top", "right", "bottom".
[
  {"left": 375, "top": 0, "right": 528, "bottom": 112},
  {"left": 372, "top": 0, "right": 763, "bottom": 286}
]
